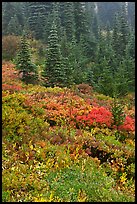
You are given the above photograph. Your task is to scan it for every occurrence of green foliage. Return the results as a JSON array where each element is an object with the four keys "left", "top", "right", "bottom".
[
  {"left": 7, "top": 14, "right": 22, "bottom": 36},
  {"left": 2, "top": 2, "right": 17, "bottom": 35},
  {"left": 63, "top": 2, "right": 75, "bottom": 42},
  {"left": 2, "top": 191, "right": 11, "bottom": 202},
  {"left": 2, "top": 138, "right": 134, "bottom": 202},
  {"left": 16, "top": 34, "right": 38, "bottom": 84},
  {"left": 27, "top": 2, "right": 52, "bottom": 40},
  {"left": 43, "top": 22, "right": 65, "bottom": 87},
  {"left": 2, "top": 2, "right": 135, "bottom": 95},
  {"left": 111, "top": 97, "right": 125, "bottom": 128}
]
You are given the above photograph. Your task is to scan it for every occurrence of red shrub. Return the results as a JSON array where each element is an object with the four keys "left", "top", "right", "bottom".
[
  {"left": 76, "top": 106, "right": 112, "bottom": 128},
  {"left": 118, "top": 116, "right": 135, "bottom": 132}
]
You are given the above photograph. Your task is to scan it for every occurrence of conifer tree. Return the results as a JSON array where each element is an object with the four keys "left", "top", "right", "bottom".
[
  {"left": 52, "top": 2, "right": 63, "bottom": 41},
  {"left": 60, "top": 31, "right": 74, "bottom": 85},
  {"left": 127, "top": 28, "right": 135, "bottom": 59},
  {"left": 73, "top": 2, "right": 89, "bottom": 43},
  {"left": 118, "top": 4, "right": 130, "bottom": 57},
  {"left": 74, "top": 2, "right": 97, "bottom": 59},
  {"left": 16, "top": 34, "right": 38, "bottom": 84},
  {"left": 113, "top": 6, "right": 130, "bottom": 59},
  {"left": 27, "top": 2, "right": 52, "bottom": 40},
  {"left": 68, "top": 36, "right": 88, "bottom": 84},
  {"left": 7, "top": 15, "right": 22, "bottom": 36},
  {"left": 43, "top": 22, "right": 64, "bottom": 87},
  {"left": 63, "top": 2, "right": 75, "bottom": 41},
  {"left": 112, "top": 13, "right": 121, "bottom": 58},
  {"left": 2, "top": 2, "right": 16, "bottom": 35},
  {"left": 92, "top": 12, "right": 100, "bottom": 40}
]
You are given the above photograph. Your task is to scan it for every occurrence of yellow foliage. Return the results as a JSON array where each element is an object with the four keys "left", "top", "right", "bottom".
[
  {"left": 120, "top": 172, "right": 127, "bottom": 184},
  {"left": 77, "top": 189, "right": 88, "bottom": 202}
]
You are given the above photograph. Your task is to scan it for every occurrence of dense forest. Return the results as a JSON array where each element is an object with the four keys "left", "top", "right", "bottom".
[
  {"left": 2, "top": 2, "right": 135, "bottom": 96},
  {"left": 2, "top": 2, "right": 135, "bottom": 202}
]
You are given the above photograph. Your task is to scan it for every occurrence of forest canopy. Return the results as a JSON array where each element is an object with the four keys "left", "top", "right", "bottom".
[{"left": 2, "top": 2, "right": 135, "bottom": 96}]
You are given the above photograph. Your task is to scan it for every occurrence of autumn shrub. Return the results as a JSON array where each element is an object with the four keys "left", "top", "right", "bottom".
[
  {"left": 2, "top": 63, "right": 20, "bottom": 85},
  {"left": 2, "top": 84, "right": 23, "bottom": 93},
  {"left": 75, "top": 106, "right": 113, "bottom": 129},
  {"left": 2, "top": 35, "right": 21, "bottom": 60},
  {"left": 76, "top": 83, "right": 93, "bottom": 95},
  {"left": 2, "top": 92, "right": 50, "bottom": 142},
  {"left": 2, "top": 142, "right": 134, "bottom": 202},
  {"left": 95, "top": 93, "right": 113, "bottom": 101},
  {"left": 80, "top": 127, "right": 135, "bottom": 184},
  {"left": 118, "top": 116, "right": 135, "bottom": 133},
  {"left": 2, "top": 62, "right": 135, "bottom": 202}
]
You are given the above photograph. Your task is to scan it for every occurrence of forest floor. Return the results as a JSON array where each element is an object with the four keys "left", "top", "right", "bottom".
[{"left": 2, "top": 62, "right": 135, "bottom": 202}]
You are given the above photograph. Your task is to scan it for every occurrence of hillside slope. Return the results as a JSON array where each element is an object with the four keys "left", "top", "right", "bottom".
[{"left": 2, "top": 62, "right": 135, "bottom": 202}]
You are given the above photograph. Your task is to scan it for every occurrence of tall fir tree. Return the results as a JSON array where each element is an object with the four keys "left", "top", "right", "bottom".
[
  {"left": 16, "top": 33, "right": 38, "bottom": 84},
  {"left": 92, "top": 11, "right": 100, "bottom": 41},
  {"left": 2, "top": 2, "right": 16, "bottom": 35},
  {"left": 7, "top": 15, "right": 22, "bottom": 36},
  {"left": 68, "top": 36, "right": 88, "bottom": 84},
  {"left": 118, "top": 4, "right": 130, "bottom": 57},
  {"left": 73, "top": 2, "right": 89, "bottom": 43},
  {"left": 43, "top": 22, "right": 64, "bottom": 87},
  {"left": 63, "top": 2, "right": 75, "bottom": 41},
  {"left": 112, "top": 13, "right": 121, "bottom": 58},
  {"left": 27, "top": 2, "right": 52, "bottom": 40},
  {"left": 60, "top": 31, "right": 74, "bottom": 85}
]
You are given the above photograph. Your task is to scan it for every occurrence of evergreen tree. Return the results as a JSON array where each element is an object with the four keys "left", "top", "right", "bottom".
[
  {"left": 127, "top": 28, "right": 135, "bottom": 59},
  {"left": 43, "top": 22, "right": 64, "bottom": 87},
  {"left": 97, "top": 2, "right": 122, "bottom": 29},
  {"left": 2, "top": 2, "right": 16, "bottom": 35},
  {"left": 59, "top": 2, "right": 65, "bottom": 27},
  {"left": 35, "top": 12, "right": 45, "bottom": 40},
  {"left": 103, "top": 24, "right": 117, "bottom": 75},
  {"left": 124, "top": 28, "right": 135, "bottom": 92},
  {"left": 113, "top": 5, "right": 130, "bottom": 59},
  {"left": 112, "top": 13, "right": 121, "bottom": 59},
  {"left": 60, "top": 31, "right": 74, "bottom": 85},
  {"left": 63, "top": 2, "right": 75, "bottom": 41},
  {"left": 14, "top": 2, "right": 25, "bottom": 28},
  {"left": 43, "top": 12, "right": 54, "bottom": 44},
  {"left": 92, "top": 12, "right": 100, "bottom": 40},
  {"left": 118, "top": 4, "right": 130, "bottom": 57},
  {"left": 16, "top": 34, "right": 38, "bottom": 84},
  {"left": 73, "top": 2, "right": 89, "bottom": 43},
  {"left": 52, "top": 2, "right": 63, "bottom": 41},
  {"left": 112, "top": 60, "right": 130, "bottom": 97},
  {"left": 27, "top": 2, "right": 52, "bottom": 40},
  {"left": 112, "top": 5, "right": 134, "bottom": 96},
  {"left": 68, "top": 36, "right": 88, "bottom": 84},
  {"left": 91, "top": 57, "right": 114, "bottom": 96},
  {"left": 7, "top": 15, "right": 22, "bottom": 36},
  {"left": 43, "top": 2, "right": 63, "bottom": 43}
]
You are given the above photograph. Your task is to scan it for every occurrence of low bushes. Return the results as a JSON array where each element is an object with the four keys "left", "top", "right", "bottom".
[{"left": 2, "top": 63, "right": 135, "bottom": 202}]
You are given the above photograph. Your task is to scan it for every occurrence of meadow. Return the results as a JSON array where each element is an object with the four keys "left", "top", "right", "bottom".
[{"left": 2, "top": 62, "right": 135, "bottom": 202}]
